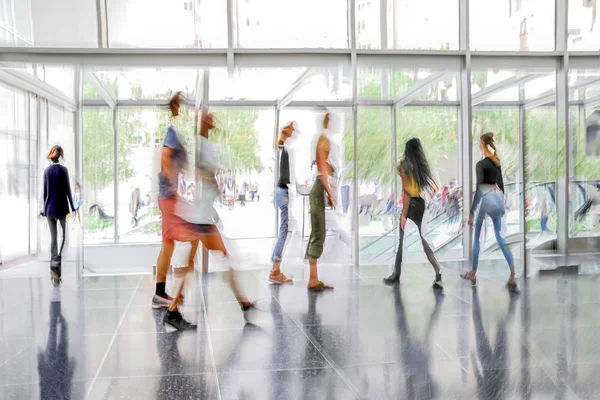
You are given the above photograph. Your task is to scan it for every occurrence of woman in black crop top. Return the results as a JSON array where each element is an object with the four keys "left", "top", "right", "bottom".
[{"left": 462, "top": 132, "right": 517, "bottom": 292}]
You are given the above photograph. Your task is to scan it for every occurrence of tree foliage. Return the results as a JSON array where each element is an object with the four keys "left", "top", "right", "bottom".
[{"left": 211, "top": 110, "right": 263, "bottom": 173}]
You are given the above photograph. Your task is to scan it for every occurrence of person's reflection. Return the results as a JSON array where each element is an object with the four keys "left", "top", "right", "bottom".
[
  {"left": 269, "top": 285, "right": 291, "bottom": 400},
  {"left": 152, "top": 311, "right": 206, "bottom": 399},
  {"left": 38, "top": 297, "right": 76, "bottom": 399},
  {"left": 471, "top": 288, "right": 518, "bottom": 400},
  {"left": 302, "top": 291, "right": 346, "bottom": 399},
  {"left": 393, "top": 288, "right": 443, "bottom": 399}
]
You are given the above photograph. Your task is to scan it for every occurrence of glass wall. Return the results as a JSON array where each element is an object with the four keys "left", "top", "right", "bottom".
[
  {"left": 82, "top": 106, "right": 115, "bottom": 244},
  {"left": 0, "top": 84, "right": 29, "bottom": 262},
  {"left": 4, "top": 0, "right": 599, "bottom": 275},
  {"left": 398, "top": 107, "right": 461, "bottom": 259}
]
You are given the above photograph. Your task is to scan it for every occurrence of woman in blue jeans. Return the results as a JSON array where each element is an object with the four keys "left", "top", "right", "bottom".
[
  {"left": 462, "top": 132, "right": 517, "bottom": 292},
  {"left": 269, "top": 122, "right": 297, "bottom": 284}
]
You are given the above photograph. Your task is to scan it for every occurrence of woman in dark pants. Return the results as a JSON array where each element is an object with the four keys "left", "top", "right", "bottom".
[
  {"left": 43, "top": 145, "right": 76, "bottom": 285},
  {"left": 383, "top": 138, "right": 443, "bottom": 289}
]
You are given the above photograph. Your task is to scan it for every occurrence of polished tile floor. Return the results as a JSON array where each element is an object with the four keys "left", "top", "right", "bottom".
[{"left": 0, "top": 259, "right": 599, "bottom": 399}]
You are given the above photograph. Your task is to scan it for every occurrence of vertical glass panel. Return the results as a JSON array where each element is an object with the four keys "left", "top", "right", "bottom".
[
  {"left": 98, "top": 68, "right": 198, "bottom": 100},
  {"left": 525, "top": 106, "right": 558, "bottom": 251},
  {"left": 358, "top": 68, "right": 459, "bottom": 101},
  {"left": 29, "top": 95, "right": 38, "bottom": 253},
  {"left": 44, "top": 65, "right": 75, "bottom": 100},
  {"left": 209, "top": 68, "right": 304, "bottom": 101},
  {"left": 470, "top": 0, "right": 555, "bottom": 51},
  {"left": 0, "top": 85, "right": 29, "bottom": 262},
  {"left": 472, "top": 109, "right": 522, "bottom": 263},
  {"left": 355, "top": 0, "right": 382, "bottom": 49},
  {"left": 570, "top": 104, "right": 600, "bottom": 238},
  {"left": 388, "top": 0, "right": 459, "bottom": 50},
  {"left": 29, "top": 0, "right": 98, "bottom": 47},
  {"left": 210, "top": 108, "right": 275, "bottom": 240},
  {"left": 82, "top": 106, "right": 115, "bottom": 244},
  {"left": 279, "top": 108, "right": 354, "bottom": 266},
  {"left": 397, "top": 107, "right": 461, "bottom": 260},
  {"left": 14, "top": 0, "right": 33, "bottom": 45},
  {"left": 107, "top": 0, "right": 226, "bottom": 48},
  {"left": 568, "top": 0, "right": 600, "bottom": 51},
  {"left": 117, "top": 107, "right": 195, "bottom": 243},
  {"left": 37, "top": 100, "right": 48, "bottom": 258},
  {"left": 234, "top": 0, "right": 348, "bottom": 48},
  {"left": 357, "top": 107, "right": 394, "bottom": 265}
]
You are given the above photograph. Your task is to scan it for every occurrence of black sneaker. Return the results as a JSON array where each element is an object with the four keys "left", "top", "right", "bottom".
[
  {"left": 383, "top": 273, "right": 400, "bottom": 287},
  {"left": 432, "top": 274, "right": 443, "bottom": 290},
  {"left": 241, "top": 302, "right": 259, "bottom": 323},
  {"left": 506, "top": 280, "right": 519, "bottom": 294},
  {"left": 163, "top": 310, "right": 197, "bottom": 331}
]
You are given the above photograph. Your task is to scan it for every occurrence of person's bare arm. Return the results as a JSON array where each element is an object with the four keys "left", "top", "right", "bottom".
[
  {"left": 316, "top": 139, "right": 335, "bottom": 206},
  {"left": 161, "top": 147, "right": 176, "bottom": 184},
  {"left": 399, "top": 166, "right": 411, "bottom": 229}
]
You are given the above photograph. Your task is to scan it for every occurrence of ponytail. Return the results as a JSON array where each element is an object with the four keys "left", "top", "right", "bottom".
[{"left": 481, "top": 132, "right": 501, "bottom": 167}]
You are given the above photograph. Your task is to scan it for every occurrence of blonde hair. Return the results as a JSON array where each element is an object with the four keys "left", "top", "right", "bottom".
[{"left": 481, "top": 132, "right": 500, "bottom": 167}]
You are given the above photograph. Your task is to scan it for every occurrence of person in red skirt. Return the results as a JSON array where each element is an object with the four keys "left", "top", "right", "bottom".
[{"left": 153, "top": 93, "right": 254, "bottom": 330}]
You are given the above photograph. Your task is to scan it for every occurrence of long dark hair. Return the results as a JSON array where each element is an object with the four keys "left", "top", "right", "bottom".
[{"left": 398, "top": 138, "right": 436, "bottom": 192}]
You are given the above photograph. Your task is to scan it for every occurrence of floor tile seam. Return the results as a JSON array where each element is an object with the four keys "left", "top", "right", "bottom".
[
  {"left": 513, "top": 331, "right": 568, "bottom": 389},
  {"left": 199, "top": 275, "right": 223, "bottom": 400},
  {"left": 216, "top": 366, "right": 335, "bottom": 374},
  {"left": 265, "top": 285, "right": 361, "bottom": 400},
  {"left": 83, "top": 278, "right": 142, "bottom": 400},
  {"left": 0, "top": 342, "right": 34, "bottom": 369},
  {"left": 0, "top": 377, "right": 93, "bottom": 388},
  {"left": 95, "top": 371, "right": 217, "bottom": 380}
]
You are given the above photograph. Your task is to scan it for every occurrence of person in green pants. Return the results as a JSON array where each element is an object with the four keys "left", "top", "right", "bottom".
[{"left": 305, "top": 112, "right": 336, "bottom": 291}]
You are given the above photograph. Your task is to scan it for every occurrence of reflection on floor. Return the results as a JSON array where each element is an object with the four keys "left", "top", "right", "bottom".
[{"left": 0, "top": 259, "right": 599, "bottom": 399}]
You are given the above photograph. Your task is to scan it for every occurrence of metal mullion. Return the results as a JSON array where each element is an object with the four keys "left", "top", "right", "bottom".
[
  {"left": 74, "top": 66, "right": 84, "bottom": 269},
  {"left": 459, "top": 54, "right": 472, "bottom": 261},
  {"left": 112, "top": 106, "right": 119, "bottom": 243},
  {"left": 555, "top": 0, "right": 569, "bottom": 255},
  {"left": 458, "top": 0, "right": 469, "bottom": 51},
  {"left": 27, "top": 93, "right": 31, "bottom": 255},
  {"left": 380, "top": 0, "right": 388, "bottom": 50},
  {"left": 350, "top": 0, "right": 358, "bottom": 268},
  {"left": 95, "top": 0, "right": 109, "bottom": 48},
  {"left": 556, "top": 56, "right": 569, "bottom": 255},
  {"left": 273, "top": 108, "right": 280, "bottom": 239},
  {"left": 226, "top": 0, "right": 234, "bottom": 71},
  {"left": 391, "top": 106, "right": 398, "bottom": 252},
  {"left": 518, "top": 85, "right": 526, "bottom": 277}
]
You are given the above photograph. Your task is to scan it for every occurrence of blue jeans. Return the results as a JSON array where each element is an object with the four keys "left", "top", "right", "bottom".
[
  {"left": 271, "top": 187, "right": 289, "bottom": 264},
  {"left": 472, "top": 189, "right": 514, "bottom": 273}
]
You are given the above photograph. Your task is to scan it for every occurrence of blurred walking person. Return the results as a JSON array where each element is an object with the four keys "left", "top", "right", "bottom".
[
  {"left": 305, "top": 112, "right": 336, "bottom": 291},
  {"left": 269, "top": 121, "right": 298, "bottom": 284},
  {"left": 383, "top": 138, "right": 443, "bottom": 289},
  {"left": 43, "top": 145, "right": 76, "bottom": 285},
  {"left": 462, "top": 132, "right": 517, "bottom": 292},
  {"left": 153, "top": 92, "right": 255, "bottom": 330}
]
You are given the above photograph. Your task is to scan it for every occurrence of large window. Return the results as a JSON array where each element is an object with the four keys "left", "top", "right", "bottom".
[
  {"left": 107, "top": 0, "right": 226, "bottom": 48},
  {"left": 470, "top": 0, "right": 555, "bottom": 51},
  {"left": 82, "top": 106, "right": 115, "bottom": 244},
  {"left": 0, "top": 0, "right": 98, "bottom": 47},
  {"left": 234, "top": 0, "right": 348, "bottom": 48},
  {"left": 356, "top": 107, "right": 394, "bottom": 264},
  {"left": 0, "top": 85, "right": 29, "bottom": 262},
  {"left": 398, "top": 107, "right": 461, "bottom": 259}
]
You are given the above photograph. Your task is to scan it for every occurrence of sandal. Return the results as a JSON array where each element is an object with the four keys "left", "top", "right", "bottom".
[
  {"left": 269, "top": 273, "right": 293, "bottom": 285},
  {"left": 506, "top": 280, "right": 519, "bottom": 294},
  {"left": 307, "top": 281, "right": 334, "bottom": 292},
  {"left": 461, "top": 272, "right": 477, "bottom": 285}
]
